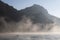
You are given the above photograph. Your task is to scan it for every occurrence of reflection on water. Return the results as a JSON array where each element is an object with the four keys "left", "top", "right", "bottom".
[{"left": 0, "top": 34, "right": 60, "bottom": 40}]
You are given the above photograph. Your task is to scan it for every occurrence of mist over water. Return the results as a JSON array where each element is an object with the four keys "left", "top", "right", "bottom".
[
  {"left": 1, "top": 1, "right": 60, "bottom": 40},
  {"left": 16, "top": 17, "right": 60, "bottom": 32},
  {"left": 0, "top": 0, "right": 60, "bottom": 33},
  {"left": 0, "top": 16, "right": 60, "bottom": 33}
]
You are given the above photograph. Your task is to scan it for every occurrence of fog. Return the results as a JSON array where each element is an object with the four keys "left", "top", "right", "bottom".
[
  {"left": 0, "top": 16, "right": 60, "bottom": 33},
  {"left": 0, "top": 0, "right": 60, "bottom": 33}
]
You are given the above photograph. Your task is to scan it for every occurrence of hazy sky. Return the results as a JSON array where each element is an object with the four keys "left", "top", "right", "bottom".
[{"left": 1, "top": 0, "right": 60, "bottom": 18}]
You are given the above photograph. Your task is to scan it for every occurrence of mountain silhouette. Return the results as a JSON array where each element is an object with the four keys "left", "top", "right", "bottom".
[
  {"left": 0, "top": 0, "right": 60, "bottom": 32},
  {"left": 18, "top": 4, "right": 54, "bottom": 24},
  {"left": 0, "top": 1, "right": 22, "bottom": 22}
]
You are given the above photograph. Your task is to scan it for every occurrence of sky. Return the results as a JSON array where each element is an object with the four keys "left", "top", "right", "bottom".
[{"left": 1, "top": 0, "right": 60, "bottom": 18}]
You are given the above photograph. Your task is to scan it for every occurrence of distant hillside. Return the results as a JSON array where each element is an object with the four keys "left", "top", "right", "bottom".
[
  {"left": 0, "top": 1, "right": 21, "bottom": 32},
  {"left": 0, "top": 1, "right": 22, "bottom": 22},
  {"left": 0, "top": 0, "right": 60, "bottom": 32},
  {"left": 18, "top": 4, "right": 54, "bottom": 24}
]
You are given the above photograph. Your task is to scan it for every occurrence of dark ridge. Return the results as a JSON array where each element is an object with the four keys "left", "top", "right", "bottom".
[
  {"left": 0, "top": 0, "right": 22, "bottom": 22},
  {"left": 18, "top": 4, "right": 54, "bottom": 24},
  {"left": 1, "top": 0, "right": 60, "bottom": 32}
]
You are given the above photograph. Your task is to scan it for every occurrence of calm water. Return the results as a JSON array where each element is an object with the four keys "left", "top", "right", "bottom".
[{"left": 0, "top": 34, "right": 60, "bottom": 40}]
